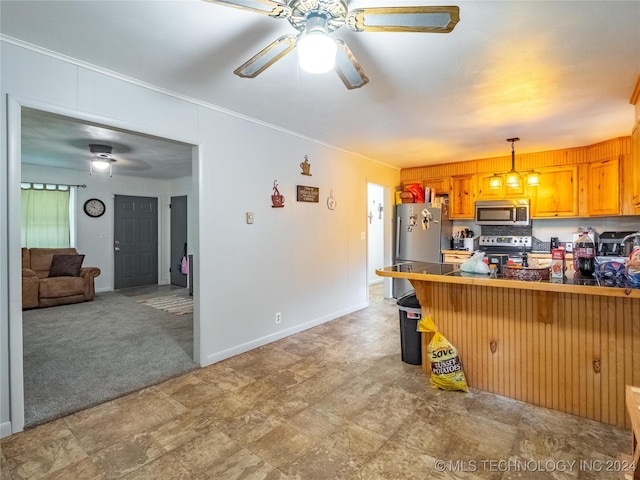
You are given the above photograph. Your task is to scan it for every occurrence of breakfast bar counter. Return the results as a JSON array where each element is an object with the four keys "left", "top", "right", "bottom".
[{"left": 376, "top": 262, "right": 640, "bottom": 428}]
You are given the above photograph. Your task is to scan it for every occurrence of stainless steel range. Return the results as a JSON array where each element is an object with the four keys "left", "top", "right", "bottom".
[
  {"left": 478, "top": 235, "right": 533, "bottom": 254},
  {"left": 478, "top": 235, "right": 533, "bottom": 271}
]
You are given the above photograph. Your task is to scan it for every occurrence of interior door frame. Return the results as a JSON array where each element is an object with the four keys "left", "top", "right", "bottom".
[
  {"left": 170, "top": 195, "right": 188, "bottom": 288},
  {"left": 365, "top": 179, "right": 394, "bottom": 304},
  {"left": 5, "top": 95, "right": 201, "bottom": 436}
]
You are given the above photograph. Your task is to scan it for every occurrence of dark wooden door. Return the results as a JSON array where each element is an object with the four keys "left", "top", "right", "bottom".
[
  {"left": 170, "top": 195, "right": 188, "bottom": 287},
  {"left": 114, "top": 195, "right": 158, "bottom": 289}
]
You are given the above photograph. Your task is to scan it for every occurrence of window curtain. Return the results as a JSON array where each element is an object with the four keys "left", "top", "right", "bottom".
[{"left": 21, "top": 188, "right": 71, "bottom": 248}]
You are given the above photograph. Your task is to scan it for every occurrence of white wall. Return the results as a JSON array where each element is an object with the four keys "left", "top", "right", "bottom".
[
  {"left": 20, "top": 164, "right": 190, "bottom": 291},
  {"left": 0, "top": 41, "right": 400, "bottom": 435}
]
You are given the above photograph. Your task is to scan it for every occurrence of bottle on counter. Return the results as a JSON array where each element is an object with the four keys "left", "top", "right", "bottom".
[{"left": 573, "top": 231, "right": 595, "bottom": 277}]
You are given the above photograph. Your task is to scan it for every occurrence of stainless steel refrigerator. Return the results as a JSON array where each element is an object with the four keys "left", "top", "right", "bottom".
[{"left": 393, "top": 203, "right": 453, "bottom": 298}]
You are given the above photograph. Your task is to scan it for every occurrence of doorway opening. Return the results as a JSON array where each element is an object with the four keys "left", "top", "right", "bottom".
[
  {"left": 170, "top": 195, "right": 188, "bottom": 288},
  {"left": 367, "top": 182, "right": 392, "bottom": 301},
  {"left": 8, "top": 99, "right": 201, "bottom": 432}
]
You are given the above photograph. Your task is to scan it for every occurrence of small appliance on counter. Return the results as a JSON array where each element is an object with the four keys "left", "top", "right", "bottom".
[
  {"left": 478, "top": 235, "right": 533, "bottom": 269},
  {"left": 451, "top": 228, "right": 475, "bottom": 251},
  {"left": 597, "top": 231, "right": 637, "bottom": 257},
  {"left": 451, "top": 238, "right": 467, "bottom": 250}
]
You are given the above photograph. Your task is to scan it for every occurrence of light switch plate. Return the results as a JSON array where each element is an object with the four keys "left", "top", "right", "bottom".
[{"left": 246, "top": 212, "right": 254, "bottom": 224}]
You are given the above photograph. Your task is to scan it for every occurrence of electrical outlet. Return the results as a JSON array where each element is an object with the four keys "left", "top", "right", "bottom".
[{"left": 275, "top": 312, "right": 282, "bottom": 324}]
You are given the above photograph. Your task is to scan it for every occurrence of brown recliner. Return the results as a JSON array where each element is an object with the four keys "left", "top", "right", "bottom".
[{"left": 21, "top": 248, "right": 101, "bottom": 309}]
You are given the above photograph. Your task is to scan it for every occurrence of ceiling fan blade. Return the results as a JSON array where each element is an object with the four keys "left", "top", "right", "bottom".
[
  {"left": 202, "top": 0, "right": 291, "bottom": 18},
  {"left": 334, "top": 39, "right": 369, "bottom": 90},
  {"left": 345, "top": 6, "right": 460, "bottom": 33},
  {"left": 234, "top": 34, "right": 297, "bottom": 78}
]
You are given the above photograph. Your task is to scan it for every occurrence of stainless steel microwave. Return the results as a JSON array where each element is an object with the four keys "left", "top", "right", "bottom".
[{"left": 474, "top": 199, "right": 530, "bottom": 226}]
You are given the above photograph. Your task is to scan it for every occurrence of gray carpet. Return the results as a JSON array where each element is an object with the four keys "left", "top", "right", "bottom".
[{"left": 22, "top": 289, "right": 198, "bottom": 428}]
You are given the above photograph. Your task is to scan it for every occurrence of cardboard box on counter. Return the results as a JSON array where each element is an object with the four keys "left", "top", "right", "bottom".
[{"left": 551, "top": 248, "right": 566, "bottom": 279}]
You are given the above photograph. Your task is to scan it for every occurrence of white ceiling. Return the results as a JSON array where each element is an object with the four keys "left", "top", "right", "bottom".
[
  {"left": 21, "top": 108, "right": 194, "bottom": 180},
  {"left": 2, "top": 0, "right": 639, "bottom": 175}
]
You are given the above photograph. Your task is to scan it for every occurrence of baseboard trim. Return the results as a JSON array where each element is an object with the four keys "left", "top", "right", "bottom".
[
  {"left": 1, "top": 421, "right": 13, "bottom": 438},
  {"left": 203, "top": 302, "right": 368, "bottom": 366}
]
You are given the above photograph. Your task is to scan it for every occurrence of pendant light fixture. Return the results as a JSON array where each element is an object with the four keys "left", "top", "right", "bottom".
[
  {"left": 89, "top": 144, "right": 115, "bottom": 177},
  {"left": 504, "top": 137, "right": 522, "bottom": 189},
  {"left": 488, "top": 138, "right": 539, "bottom": 189}
]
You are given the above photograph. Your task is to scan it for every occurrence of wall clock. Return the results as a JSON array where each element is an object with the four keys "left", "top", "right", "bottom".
[{"left": 83, "top": 198, "right": 106, "bottom": 218}]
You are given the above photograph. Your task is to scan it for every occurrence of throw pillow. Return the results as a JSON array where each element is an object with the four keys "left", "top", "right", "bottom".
[{"left": 49, "top": 254, "right": 85, "bottom": 277}]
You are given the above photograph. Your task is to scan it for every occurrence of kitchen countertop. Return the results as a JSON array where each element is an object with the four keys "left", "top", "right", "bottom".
[{"left": 377, "top": 261, "right": 640, "bottom": 298}]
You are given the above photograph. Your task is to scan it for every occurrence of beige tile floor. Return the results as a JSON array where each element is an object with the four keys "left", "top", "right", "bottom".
[{"left": 1, "top": 285, "right": 632, "bottom": 479}]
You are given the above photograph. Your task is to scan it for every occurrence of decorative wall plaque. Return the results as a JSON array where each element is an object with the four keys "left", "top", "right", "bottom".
[
  {"left": 272, "top": 180, "right": 285, "bottom": 208},
  {"left": 300, "top": 155, "right": 312, "bottom": 176},
  {"left": 327, "top": 189, "right": 336, "bottom": 210},
  {"left": 296, "top": 185, "right": 319, "bottom": 203}
]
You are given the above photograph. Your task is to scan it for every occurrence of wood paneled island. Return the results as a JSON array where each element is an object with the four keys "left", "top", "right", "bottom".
[{"left": 377, "top": 263, "right": 640, "bottom": 428}]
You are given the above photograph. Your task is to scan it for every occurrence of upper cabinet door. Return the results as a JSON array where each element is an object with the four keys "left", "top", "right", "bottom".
[
  {"left": 423, "top": 176, "right": 450, "bottom": 197},
  {"left": 587, "top": 158, "right": 620, "bottom": 216},
  {"left": 449, "top": 175, "right": 475, "bottom": 219},
  {"left": 531, "top": 166, "right": 579, "bottom": 218}
]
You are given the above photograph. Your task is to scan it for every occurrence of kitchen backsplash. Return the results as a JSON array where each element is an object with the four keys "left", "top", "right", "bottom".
[{"left": 453, "top": 215, "right": 640, "bottom": 253}]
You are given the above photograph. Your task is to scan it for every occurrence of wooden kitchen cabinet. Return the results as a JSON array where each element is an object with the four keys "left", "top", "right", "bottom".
[
  {"left": 449, "top": 175, "right": 475, "bottom": 219},
  {"left": 633, "top": 123, "right": 640, "bottom": 208},
  {"left": 423, "top": 176, "right": 450, "bottom": 196},
  {"left": 531, "top": 166, "right": 579, "bottom": 218},
  {"left": 586, "top": 158, "right": 619, "bottom": 216},
  {"left": 475, "top": 173, "right": 527, "bottom": 200},
  {"left": 442, "top": 251, "right": 472, "bottom": 264}
]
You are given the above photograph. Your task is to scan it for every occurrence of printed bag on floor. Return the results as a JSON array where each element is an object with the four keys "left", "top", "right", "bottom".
[{"left": 417, "top": 315, "right": 468, "bottom": 392}]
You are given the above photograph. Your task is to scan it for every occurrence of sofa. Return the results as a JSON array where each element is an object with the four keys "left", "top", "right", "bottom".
[{"left": 22, "top": 247, "right": 101, "bottom": 309}]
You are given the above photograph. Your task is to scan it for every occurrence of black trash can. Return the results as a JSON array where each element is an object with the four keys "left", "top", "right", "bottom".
[{"left": 397, "top": 292, "right": 422, "bottom": 365}]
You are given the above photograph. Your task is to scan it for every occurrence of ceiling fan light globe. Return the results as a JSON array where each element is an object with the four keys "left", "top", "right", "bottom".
[
  {"left": 297, "top": 32, "right": 337, "bottom": 74},
  {"left": 91, "top": 159, "right": 111, "bottom": 171}
]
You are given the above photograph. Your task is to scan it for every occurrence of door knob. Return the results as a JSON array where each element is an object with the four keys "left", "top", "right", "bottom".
[{"left": 114, "top": 247, "right": 120, "bottom": 252}]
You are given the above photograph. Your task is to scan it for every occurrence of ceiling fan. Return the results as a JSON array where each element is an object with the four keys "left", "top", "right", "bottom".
[
  {"left": 203, "top": 0, "right": 460, "bottom": 89},
  {"left": 88, "top": 144, "right": 116, "bottom": 176}
]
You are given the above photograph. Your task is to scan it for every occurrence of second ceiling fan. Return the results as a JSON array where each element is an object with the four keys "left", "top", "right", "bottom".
[{"left": 204, "top": 0, "right": 460, "bottom": 89}]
